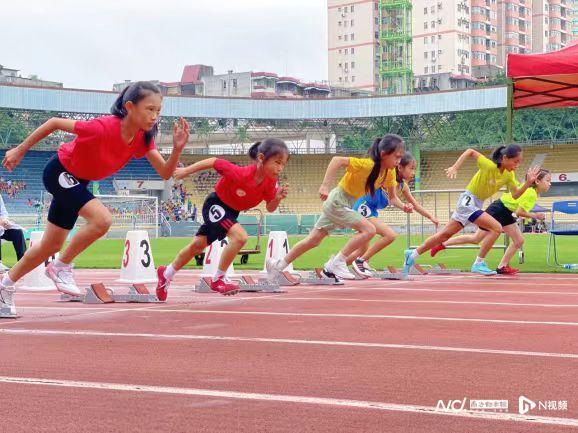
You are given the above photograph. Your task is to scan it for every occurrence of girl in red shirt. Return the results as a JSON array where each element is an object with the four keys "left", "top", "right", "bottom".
[
  {"left": 156, "top": 138, "right": 289, "bottom": 298},
  {"left": 0, "top": 82, "right": 189, "bottom": 310}
]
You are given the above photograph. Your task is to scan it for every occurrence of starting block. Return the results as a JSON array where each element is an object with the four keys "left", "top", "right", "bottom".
[
  {"left": 194, "top": 276, "right": 284, "bottom": 293},
  {"left": 273, "top": 271, "right": 302, "bottom": 287},
  {"left": 0, "top": 302, "right": 18, "bottom": 319},
  {"left": 379, "top": 266, "right": 408, "bottom": 281},
  {"left": 300, "top": 268, "right": 344, "bottom": 286},
  {"left": 426, "top": 263, "right": 461, "bottom": 275},
  {"left": 60, "top": 283, "right": 162, "bottom": 304}
]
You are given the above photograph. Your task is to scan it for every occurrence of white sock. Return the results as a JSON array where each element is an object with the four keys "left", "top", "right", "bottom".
[
  {"left": 277, "top": 259, "right": 288, "bottom": 271},
  {"left": 335, "top": 252, "right": 346, "bottom": 263},
  {"left": 474, "top": 256, "right": 485, "bottom": 265},
  {"left": 213, "top": 269, "right": 226, "bottom": 282},
  {"left": 2, "top": 274, "right": 15, "bottom": 287},
  {"left": 164, "top": 264, "right": 177, "bottom": 280},
  {"left": 53, "top": 259, "right": 69, "bottom": 268},
  {"left": 410, "top": 250, "right": 419, "bottom": 260}
]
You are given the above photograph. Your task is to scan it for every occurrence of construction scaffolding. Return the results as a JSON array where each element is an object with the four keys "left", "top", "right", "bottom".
[{"left": 379, "top": 0, "right": 413, "bottom": 95}]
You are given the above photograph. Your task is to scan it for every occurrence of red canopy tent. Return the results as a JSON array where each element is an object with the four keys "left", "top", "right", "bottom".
[{"left": 504, "top": 42, "right": 578, "bottom": 142}]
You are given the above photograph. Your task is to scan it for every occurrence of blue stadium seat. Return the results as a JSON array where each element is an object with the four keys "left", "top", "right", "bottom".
[
  {"left": 0, "top": 150, "right": 161, "bottom": 214},
  {"left": 547, "top": 200, "right": 578, "bottom": 267}
]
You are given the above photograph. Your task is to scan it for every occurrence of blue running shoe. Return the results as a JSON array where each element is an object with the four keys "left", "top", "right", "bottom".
[
  {"left": 471, "top": 261, "right": 497, "bottom": 276},
  {"left": 403, "top": 249, "right": 416, "bottom": 275}
]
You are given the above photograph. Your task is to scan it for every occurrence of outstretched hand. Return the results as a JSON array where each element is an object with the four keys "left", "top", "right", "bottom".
[
  {"left": 2, "top": 146, "right": 27, "bottom": 172},
  {"left": 445, "top": 166, "right": 458, "bottom": 179},
  {"left": 526, "top": 165, "right": 541, "bottom": 184},
  {"left": 276, "top": 185, "right": 289, "bottom": 200},
  {"left": 172, "top": 118, "right": 190, "bottom": 150}
]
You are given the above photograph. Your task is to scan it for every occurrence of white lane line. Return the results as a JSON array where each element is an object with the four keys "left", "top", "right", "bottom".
[
  {"left": 3, "top": 328, "right": 578, "bottom": 360},
  {"left": 0, "top": 376, "right": 576, "bottom": 427},
  {"left": 131, "top": 309, "right": 578, "bottom": 327},
  {"left": 264, "top": 297, "right": 578, "bottom": 308},
  {"left": 315, "top": 286, "right": 578, "bottom": 296},
  {"left": 11, "top": 307, "right": 578, "bottom": 326}
]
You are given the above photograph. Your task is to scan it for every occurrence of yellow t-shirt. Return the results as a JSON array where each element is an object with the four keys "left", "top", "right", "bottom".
[
  {"left": 466, "top": 155, "right": 518, "bottom": 200},
  {"left": 500, "top": 187, "right": 537, "bottom": 213},
  {"left": 338, "top": 157, "right": 398, "bottom": 199}
]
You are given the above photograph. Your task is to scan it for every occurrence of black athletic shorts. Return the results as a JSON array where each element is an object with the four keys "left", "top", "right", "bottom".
[
  {"left": 42, "top": 156, "right": 94, "bottom": 230},
  {"left": 196, "top": 192, "right": 240, "bottom": 244},
  {"left": 482, "top": 199, "right": 517, "bottom": 230}
]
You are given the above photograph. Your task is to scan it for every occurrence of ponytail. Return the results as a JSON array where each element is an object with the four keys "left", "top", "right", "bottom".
[
  {"left": 247, "top": 138, "right": 289, "bottom": 162},
  {"left": 248, "top": 142, "right": 261, "bottom": 160},
  {"left": 111, "top": 81, "right": 161, "bottom": 146},
  {"left": 492, "top": 144, "right": 522, "bottom": 168},
  {"left": 365, "top": 134, "right": 405, "bottom": 195}
]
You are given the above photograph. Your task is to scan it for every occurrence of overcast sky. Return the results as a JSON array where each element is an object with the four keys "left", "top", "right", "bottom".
[{"left": 1, "top": 0, "right": 328, "bottom": 90}]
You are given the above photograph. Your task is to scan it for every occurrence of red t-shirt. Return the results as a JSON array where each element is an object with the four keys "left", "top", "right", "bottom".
[
  {"left": 57, "top": 115, "right": 155, "bottom": 181},
  {"left": 214, "top": 159, "right": 278, "bottom": 211}
]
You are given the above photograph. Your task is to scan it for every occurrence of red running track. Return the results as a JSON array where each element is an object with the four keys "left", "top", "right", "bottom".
[{"left": 1, "top": 270, "right": 578, "bottom": 432}]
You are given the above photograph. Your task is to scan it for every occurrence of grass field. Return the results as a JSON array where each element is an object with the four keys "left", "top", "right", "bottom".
[{"left": 1, "top": 233, "right": 576, "bottom": 273}]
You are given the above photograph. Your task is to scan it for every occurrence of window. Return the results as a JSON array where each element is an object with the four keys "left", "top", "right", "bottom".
[
  {"left": 339, "top": 77, "right": 342, "bottom": 82},
  {"left": 431, "top": 35, "right": 435, "bottom": 42},
  {"left": 339, "top": 63, "right": 342, "bottom": 68},
  {"left": 431, "top": 21, "right": 436, "bottom": 28},
  {"left": 438, "top": 18, "right": 442, "bottom": 24},
  {"left": 424, "top": 7, "right": 428, "bottom": 14},
  {"left": 344, "top": 34, "right": 348, "bottom": 41},
  {"left": 338, "top": 35, "right": 342, "bottom": 40},
  {"left": 339, "top": 21, "right": 342, "bottom": 27},
  {"left": 438, "top": 34, "right": 442, "bottom": 40},
  {"left": 438, "top": 49, "right": 442, "bottom": 54},
  {"left": 351, "top": 47, "right": 355, "bottom": 54},
  {"left": 338, "top": 7, "right": 341, "bottom": 12},
  {"left": 375, "top": 17, "right": 379, "bottom": 25},
  {"left": 344, "top": 6, "right": 348, "bottom": 12},
  {"left": 351, "top": 33, "right": 354, "bottom": 41},
  {"left": 350, "top": 4, "right": 354, "bottom": 12},
  {"left": 431, "top": 6, "right": 435, "bottom": 12},
  {"left": 351, "top": 76, "right": 355, "bottom": 82},
  {"left": 232, "top": 79, "right": 237, "bottom": 88},
  {"left": 438, "top": 65, "right": 442, "bottom": 71},
  {"left": 345, "top": 48, "right": 348, "bottom": 54},
  {"left": 438, "top": 2, "right": 442, "bottom": 10},
  {"left": 338, "top": 49, "right": 342, "bottom": 54},
  {"left": 424, "top": 22, "right": 428, "bottom": 29},
  {"left": 424, "top": 37, "right": 428, "bottom": 43},
  {"left": 425, "top": 66, "right": 429, "bottom": 73},
  {"left": 424, "top": 52, "right": 428, "bottom": 58},
  {"left": 351, "top": 61, "right": 355, "bottom": 69},
  {"left": 345, "top": 76, "right": 349, "bottom": 82},
  {"left": 345, "top": 62, "right": 348, "bottom": 69},
  {"left": 344, "top": 20, "right": 348, "bottom": 27},
  {"left": 351, "top": 19, "right": 354, "bottom": 26}
]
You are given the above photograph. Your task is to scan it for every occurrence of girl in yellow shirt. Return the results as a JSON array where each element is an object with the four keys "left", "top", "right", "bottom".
[
  {"left": 432, "top": 169, "right": 551, "bottom": 274},
  {"left": 267, "top": 134, "right": 410, "bottom": 281},
  {"left": 403, "top": 144, "right": 540, "bottom": 276}
]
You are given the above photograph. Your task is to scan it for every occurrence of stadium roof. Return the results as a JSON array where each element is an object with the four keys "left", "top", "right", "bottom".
[{"left": 507, "top": 42, "right": 578, "bottom": 109}]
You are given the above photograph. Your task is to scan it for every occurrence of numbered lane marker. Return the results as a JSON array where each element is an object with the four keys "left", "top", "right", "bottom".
[{"left": 119, "top": 231, "right": 157, "bottom": 283}]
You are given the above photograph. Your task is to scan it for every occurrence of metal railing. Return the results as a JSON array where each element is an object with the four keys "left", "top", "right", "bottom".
[{"left": 406, "top": 188, "right": 510, "bottom": 251}]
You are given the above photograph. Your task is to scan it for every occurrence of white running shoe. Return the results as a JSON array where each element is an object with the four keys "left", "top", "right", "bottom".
[
  {"left": 324, "top": 255, "right": 356, "bottom": 280},
  {"left": 0, "top": 283, "right": 15, "bottom": 307},
  {"left": 351, "top": 259, "right": 373, "bottom": 279},
  {"left": 45, "top": 262, "right": 82, "bottom": 296},
  {"left": 361, "top": 259, "right": 376, "bottom": 272},
  {"left": 265, "top": 258, "right": 283, "bottom": 282}
]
